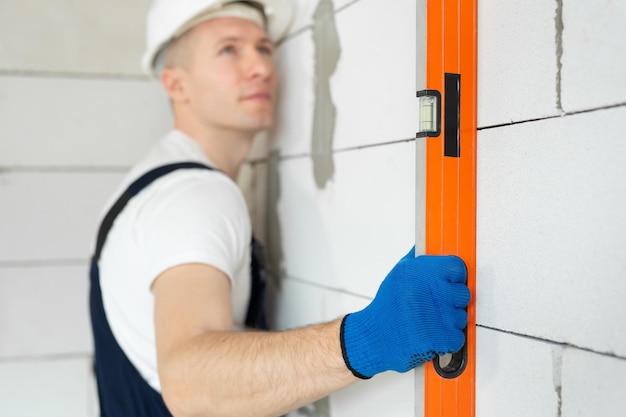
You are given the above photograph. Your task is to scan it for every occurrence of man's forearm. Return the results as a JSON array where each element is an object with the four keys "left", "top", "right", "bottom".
[{"left": 159, "top": 318, "right": 357, "bottom": 417}]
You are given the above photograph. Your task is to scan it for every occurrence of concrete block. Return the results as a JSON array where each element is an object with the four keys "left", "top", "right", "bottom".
[
  {"left": 330, "top": 371, "right": 414, "bottom": 417},
  {"left": 0, "top": 172, "right": 125, "bottom": 262},
  {"left": 0, "top": 0, "right": 150, "bottom": 75},
  {"left": 477, "top": 107, "right": 626, "bottom": 357},
  {"left": 272, "top": 0, "right": 418, "bottom": 159},
  {"left": 332, "top": 0, "right": 417, "bottom": 149},
  {"left": 271, "top": 278, "right": 370, "bottom": 331},
  {"left": 272, "top": 278, "right": 327, "bottom": 330},
  {"left": 271, "top": 32, "right": 315, "bottom": 157},
  {"left": 562, "top": 348, "right": 626, "bottom": 417},
  {"left": 561, "top": 1, "right": 626, "bottom": 112},
  {"left": 0, "top": 76, "right": 172, "bottom": 168},
  {"left": 0, "top": 265, "right": 91, "bottom": 358},
  {"left": 275, "top": 141, "right": 415, "bottom": 297},
  {"left": 476, "top": 327, "right": 559, "bottom": 417},
  {"left": 477, "top": 0, "right": 559, "bottom": 127},
  {"left": 0, "top": 357, "right": 92, "bottom": 417}
]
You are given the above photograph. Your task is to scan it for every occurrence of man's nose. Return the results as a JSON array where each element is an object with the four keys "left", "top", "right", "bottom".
[{"left": 247, "top": 49, "right": 274, "bottom": 80}]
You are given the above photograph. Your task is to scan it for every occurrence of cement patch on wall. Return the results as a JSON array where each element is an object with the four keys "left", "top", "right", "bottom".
[{"left": 311, "top": 0, "right": 341, "bottom": 189}]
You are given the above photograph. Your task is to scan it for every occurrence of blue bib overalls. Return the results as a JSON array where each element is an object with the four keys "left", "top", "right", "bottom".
[{"left": 89, "top": 162, "right": 267, "bottom": 416}]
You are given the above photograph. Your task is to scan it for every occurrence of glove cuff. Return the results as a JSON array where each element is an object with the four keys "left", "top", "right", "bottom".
[{"left": 340, "top": 314, "right": 372, "bottom": 380}]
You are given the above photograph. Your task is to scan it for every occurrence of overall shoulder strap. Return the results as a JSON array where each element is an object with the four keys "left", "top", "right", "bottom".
[{"left": 93, "top": 162, "right": 214, "bottom": 261}]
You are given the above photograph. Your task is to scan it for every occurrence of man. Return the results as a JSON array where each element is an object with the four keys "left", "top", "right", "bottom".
[{"left": 89, "top": 1, "right": 470, "bottom": 416}]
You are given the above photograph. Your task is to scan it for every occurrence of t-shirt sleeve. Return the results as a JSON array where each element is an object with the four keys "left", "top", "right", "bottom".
[{"left": 134, "top": 171, "right": 251, "bottom": 287}]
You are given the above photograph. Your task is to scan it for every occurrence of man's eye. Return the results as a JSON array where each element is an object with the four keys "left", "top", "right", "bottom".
[
  {"left": 258, "top": 45, "right": 273, "bottom": 56},
  {"left": 219, "top": 45, "right": 236, "bottom": 55}
]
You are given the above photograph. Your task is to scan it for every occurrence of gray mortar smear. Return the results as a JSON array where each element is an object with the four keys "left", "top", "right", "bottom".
[
  {"left": 311, "top": 0, "right": 341, "bottom": 189},
  {"left": 555, "top": 0, "right": 564, "bottom": 113},
  {"left": 552, "top": 346, "right": 564, "bottom": 417},
  {"left": 266, "top": 151, "right": 284, "bottom": 289}
]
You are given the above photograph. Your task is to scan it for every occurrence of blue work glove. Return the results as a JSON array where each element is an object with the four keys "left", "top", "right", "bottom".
[{"left": 340, "top": 247, "right": 470, "bottom": 379}]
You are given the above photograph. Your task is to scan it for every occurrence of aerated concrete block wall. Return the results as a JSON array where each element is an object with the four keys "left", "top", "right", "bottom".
[
  {"left": 263, "top": 0, "right": 626, "bottom": 416},
  {"left": 0, "top": 1, "right": 169, "bottom": 415},
  {"left": 475, "top": 1, "right": 626, "bottom": 416},
  {"left": 1, "top": 0, "right": 625, "bottom": 416},
  {"left": 249, "top": 0, "right": 420, "bottom": 415}
]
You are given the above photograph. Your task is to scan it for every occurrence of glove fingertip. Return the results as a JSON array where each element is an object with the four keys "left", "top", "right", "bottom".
[
  {"left": 451, "top": 329, "right": 466, "bottom": 353},
  {"left": 445, "top": 255, "right": 468, "bottom": 283},
  {"left": 451, "top": 284, "right": 471, "bottom": 308},
  {"left": 455, "top": 308, "right": 468, "bottom": 329}
]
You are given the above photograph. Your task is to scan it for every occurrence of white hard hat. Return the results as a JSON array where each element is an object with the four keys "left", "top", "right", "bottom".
[{"left": 142, "top": 0, "right": 294, "bottom": 77}]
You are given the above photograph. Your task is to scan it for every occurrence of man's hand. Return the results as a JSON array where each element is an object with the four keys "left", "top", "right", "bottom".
[{"left": 340, "top": 247, "right": 471, "bottom": 379}]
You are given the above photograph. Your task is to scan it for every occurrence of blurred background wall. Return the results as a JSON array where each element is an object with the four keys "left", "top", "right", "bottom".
[{"left": 1, "top": 0, "right": 625, "bottom": 416}]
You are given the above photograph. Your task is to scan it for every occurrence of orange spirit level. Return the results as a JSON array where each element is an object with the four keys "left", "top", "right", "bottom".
[{"left": 417, "top": 0, "right": 477, "bottom": 416}]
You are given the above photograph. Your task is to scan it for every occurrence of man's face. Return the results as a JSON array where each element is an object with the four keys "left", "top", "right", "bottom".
[{"left": 179, "top": 17, "right": 277, "bottom": 133}]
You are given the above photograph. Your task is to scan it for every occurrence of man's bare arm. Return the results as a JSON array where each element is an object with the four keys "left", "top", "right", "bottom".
[{"left": 153, "top": 263, "right": 357, "bottom": 417}]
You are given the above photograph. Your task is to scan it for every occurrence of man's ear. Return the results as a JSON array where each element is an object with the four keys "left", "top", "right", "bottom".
[{"left": 161, "top": 67, "right": 189, "bottom": 104}]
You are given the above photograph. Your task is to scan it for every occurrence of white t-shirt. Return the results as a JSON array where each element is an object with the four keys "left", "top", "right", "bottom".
[{"left": 98, "top": 130, "right": 252, "bottom": 392}]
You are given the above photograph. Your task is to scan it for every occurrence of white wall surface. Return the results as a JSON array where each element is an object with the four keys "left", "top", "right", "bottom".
[
  {"left": 266, "top": 0, "right": 419, "bottom": 415},
  {"left": 0, "top": 76, "right": 171, "bottom": 167},
  {"left": 475, "top": 0, "right": 626, "bottom": 416},
  {"left": 0, "top": 172, "right": 124, "bottom": 262},
  {"left": 275, "top": 142, "right": 415, "bottom": 297},
  {"left": 0, "top": 357, "right": 97, "bottom": 417},
  {"left": 476, "top": 328, "right": 560, "bottom": 417},
  {"left": 0, "top": 1, "right": 167, "bottom": 415},
  {"left": 477, "top": 108, "right": 626, "bottom": 357},
  {"left": 3, "top": 0, "right": 625, "bottom": 416},
  {"left": 560, "top": 0, "right": 626, "bottom": 112},
  {"left": 477, "top": 0, "right": 561, "bottom": 128},
  {"left": 0, "top": 0, "right": 151, "bottom": 75}
]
